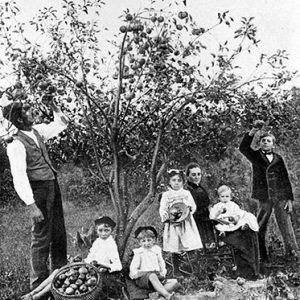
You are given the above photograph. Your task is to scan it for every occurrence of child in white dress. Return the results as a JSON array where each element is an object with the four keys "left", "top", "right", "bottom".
[
  {"left": 159, "top": 169, "right": 202, "bottom": 275},
  {"left": 210, "top": 185, "right": 259, "bottom": 236}
]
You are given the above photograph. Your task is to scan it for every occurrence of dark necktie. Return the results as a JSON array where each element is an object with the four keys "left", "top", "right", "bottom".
[{"left": 262, "top": 150, "right": 273, "bottom": 155}]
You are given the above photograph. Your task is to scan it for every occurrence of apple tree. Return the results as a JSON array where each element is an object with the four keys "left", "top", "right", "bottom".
[{"left": 0, "top": 0, "right": 297, "bottom": 256}]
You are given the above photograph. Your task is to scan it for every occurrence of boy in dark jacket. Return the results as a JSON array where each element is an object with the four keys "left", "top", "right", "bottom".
[{"left": 239, "top": 120, "right": 298, "bottom": 262}]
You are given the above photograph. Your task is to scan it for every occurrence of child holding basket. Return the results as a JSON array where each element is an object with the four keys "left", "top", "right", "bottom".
[{"left": 159, "top": 169, "right": 203, "bottom": 275}]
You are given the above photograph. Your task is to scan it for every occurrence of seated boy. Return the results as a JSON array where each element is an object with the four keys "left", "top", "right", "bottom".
[
  {"left": 21, "top": 216, "right": 122, "bottom": 300},
  {"left": 85, "top": 216, "right": 122, "bottom": 272},
  {"left": 129, "top": 226, "right": 180, "bottom": 300}
]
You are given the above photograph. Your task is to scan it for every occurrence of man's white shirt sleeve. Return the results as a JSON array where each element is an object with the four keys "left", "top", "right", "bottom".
[
  {"left": 6, "top": 140, "right": 35, "bottom": 205},
  {"left": 34, "top": 111, "right": 67, "bottom": 141}
]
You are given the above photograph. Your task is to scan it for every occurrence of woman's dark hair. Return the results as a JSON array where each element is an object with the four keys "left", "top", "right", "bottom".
[{"left": 185, "top": 162, "right": 201, "bottom": 177}]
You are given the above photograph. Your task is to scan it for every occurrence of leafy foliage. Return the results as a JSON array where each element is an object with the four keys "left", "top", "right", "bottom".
[{"left": 0, "top": 0, "right": 299, "bottom": 255}]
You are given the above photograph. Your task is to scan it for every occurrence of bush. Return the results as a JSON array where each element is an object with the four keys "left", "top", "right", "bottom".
[
  {"left": 0, "top": 169, "right": 19, "bottom": 208},
  {"left": 58, "top": 163, "right": 110, "bottom": 207}
]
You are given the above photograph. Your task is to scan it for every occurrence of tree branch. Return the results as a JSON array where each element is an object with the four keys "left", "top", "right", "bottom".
[{"left": 76, "top": 93, "right": 109, "bottom": 185}]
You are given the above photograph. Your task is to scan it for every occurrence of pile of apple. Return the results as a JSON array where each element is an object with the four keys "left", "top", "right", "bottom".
[{"left": 52, "top": 264, "right": 99, "bottom": 296}]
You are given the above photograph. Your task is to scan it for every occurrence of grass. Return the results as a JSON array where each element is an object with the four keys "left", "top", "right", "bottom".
[
  {"left": 0, "top": 200, "right": 110, "bottom": 299},
  {"left": 0, "top": 204, "right": 31, "bottom": 299},
  {"left": 0, "top": 194, "right": 162, "bottom": 299},
  {"left": 1, "top": 193, "right": 300, "bottom": 299}
]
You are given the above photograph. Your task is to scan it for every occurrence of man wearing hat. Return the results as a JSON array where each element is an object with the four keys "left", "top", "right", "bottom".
[
  {"left": 239, "top": 120, "right": 298, "bottom": 263},
  {"left": 3, "top": 100, "right": 68, "bottom": 290}
]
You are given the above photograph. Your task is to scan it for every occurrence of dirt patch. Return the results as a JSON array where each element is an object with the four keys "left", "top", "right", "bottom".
[{"left": 181, "top": 276, "right": 268, "bottom": 300}]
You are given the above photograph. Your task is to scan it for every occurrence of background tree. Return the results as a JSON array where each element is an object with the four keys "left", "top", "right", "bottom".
[{"left": 0, "top": 0, "right": 299, "bottom": 257}]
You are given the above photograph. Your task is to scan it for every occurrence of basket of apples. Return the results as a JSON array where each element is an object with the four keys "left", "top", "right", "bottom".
[{"left": 51, "top": 262, "right": 102, "bottom": 300}]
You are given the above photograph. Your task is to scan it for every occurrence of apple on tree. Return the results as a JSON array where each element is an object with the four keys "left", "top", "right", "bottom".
[
  {"left": 126, "top": 13, "right": 133, "bottom": 21},
  {"left": 253, "top": 119, "right": 264, "bottom": 129}
]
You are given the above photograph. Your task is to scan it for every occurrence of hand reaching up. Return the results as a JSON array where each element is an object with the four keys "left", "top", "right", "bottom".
[{"left": 249, "top": 120, "right": 264, "bottom": 136}]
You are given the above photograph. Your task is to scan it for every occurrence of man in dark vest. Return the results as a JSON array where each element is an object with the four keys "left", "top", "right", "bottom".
[{"left": 3, "top": 101, "right": 68, "bottom": 291}]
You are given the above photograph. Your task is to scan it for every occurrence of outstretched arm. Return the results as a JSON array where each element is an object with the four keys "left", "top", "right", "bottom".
[
  {"left": 34, "top": 102, "right": 68, "bottom": 141},
  {"left": 239, "top": 120, "right": 264, "bottom": 162},
  {"left": 239, "top": 132, "right": 258, "bottom": 162}
]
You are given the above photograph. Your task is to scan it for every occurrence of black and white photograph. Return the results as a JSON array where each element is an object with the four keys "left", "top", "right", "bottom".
[{"left": 0, "top": 0, "right": 300, "bottom": 299}]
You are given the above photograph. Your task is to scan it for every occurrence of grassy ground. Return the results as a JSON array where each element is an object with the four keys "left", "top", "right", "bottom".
[
  {"left": 0, "top": 200, "right": 111, "bottom": 299},
  {"left": 0, "top": 195, "right": 162, "bottom": 299},
  {"left": 1, "top": 195, "right": 300, "bottom": 299}
]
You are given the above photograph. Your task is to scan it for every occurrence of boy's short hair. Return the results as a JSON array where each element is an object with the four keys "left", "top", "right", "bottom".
[
  {"left": 185, "top": 162, "right": 201, "bottom": 177},
  {"left": 217, "top": 185, "right": 232, "bottom": 196},
  {"left": 94, "top": 216, "right": 116, "bottom": 229},
  {"left": 259, "top": 132, "right": 276, "bottom": 143},
  {"left": 134, "top": 226, "right": 158, "bottom": 239}
]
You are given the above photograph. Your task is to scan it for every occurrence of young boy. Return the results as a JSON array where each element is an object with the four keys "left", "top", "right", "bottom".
[
  {"left": 21, "top": 216, "right": 121, "bottom": 300},
  {"left": 129, "top": 226, "right": 179, "bottom": 300},
  {"left": 85, "top": 216, "right": 122, "bottom": 272},
  {"left": 239, "top": 120, "right": 299, "bottom": 262}
]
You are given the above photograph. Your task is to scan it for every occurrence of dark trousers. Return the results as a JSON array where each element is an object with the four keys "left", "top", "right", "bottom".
[
  {"left": 257, "top": 200, "right": 298, "bottom": 260},
  {"left": 30, "top": 179, "right": 67, "bottom": 290}
]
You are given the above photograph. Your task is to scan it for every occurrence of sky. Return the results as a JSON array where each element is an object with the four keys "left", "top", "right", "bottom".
[{"left": 1, "top": 0, "right": 300, "bottom": 88}]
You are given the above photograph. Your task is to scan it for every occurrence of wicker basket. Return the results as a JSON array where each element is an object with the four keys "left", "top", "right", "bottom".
[{"left": 51, "top": 262, "right": 102, "bottom": 300}]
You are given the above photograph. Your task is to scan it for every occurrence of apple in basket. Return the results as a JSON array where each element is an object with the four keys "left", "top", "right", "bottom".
[{"left": 53, "top": 264, "right": 99, "bottom": 296}]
